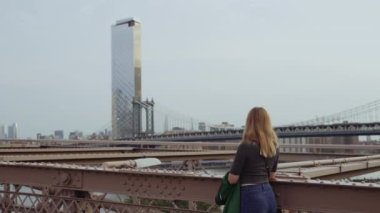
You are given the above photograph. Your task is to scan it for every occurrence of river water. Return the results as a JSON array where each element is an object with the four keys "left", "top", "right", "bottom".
[{"left": 351, "top": 171, "right": 380, "bottom": 181}]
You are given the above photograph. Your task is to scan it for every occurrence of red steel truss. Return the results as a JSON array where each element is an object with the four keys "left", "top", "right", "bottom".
[{"left": 0, "top": 161, "right": 380, "bottom": 212}]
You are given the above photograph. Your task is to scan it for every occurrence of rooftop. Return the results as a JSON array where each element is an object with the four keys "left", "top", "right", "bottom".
[{"left": 115, "top": 17, "right": 141, "bottom": 26}]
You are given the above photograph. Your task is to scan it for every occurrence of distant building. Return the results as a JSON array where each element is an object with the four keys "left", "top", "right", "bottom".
[
  {"left": 8, "top": 123, "right": 18, "bottom": 139},
  {"left": 111, "top": 18, "right": 142, "bottom": 139},
  {"left": 36, "top": 133, "right": 42, "bottom": 139},
  {"left": 87, "top": 129, "right": 111, "bottom": 140},
  {"left": 69, "top": 131, "right": 83, "bottom": 140},
  {"left": 162, "top": 127, "right": 187, "bottom": 135},
  {"left": 198, "top": 122, "right": 206, "bottom": 131},
  {"left": 0, "top": 125, "right": 6, "bottom": 139},
  {"left": 172, "top": 127, "right": 185, "bottom": 131},
  {"left": 37, "top": 134, "right": 54, "bottom": 139},
  {"left": 54, "top": 130, "right": 64, "bottom": 139},
  {"left": 210, "top": 122, "right": 235, "bottom": 131}
]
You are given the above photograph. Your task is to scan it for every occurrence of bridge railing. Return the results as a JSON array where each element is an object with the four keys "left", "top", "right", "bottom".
[{"left": 1, "top": 161, "right": 380, "bottom": 212}]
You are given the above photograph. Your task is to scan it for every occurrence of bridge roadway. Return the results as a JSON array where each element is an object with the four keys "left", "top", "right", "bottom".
[
  {"left": 134, "top": 122, "right": 380, "bottom": 141},
  {"left": 0, "top": 160, "right": 379, "bottom": 212}
]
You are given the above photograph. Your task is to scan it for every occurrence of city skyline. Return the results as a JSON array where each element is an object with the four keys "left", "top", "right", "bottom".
[
  {"left": 1, "top": 0, "right": 380, "bottom": 138},
  {"left": 0, "top": 123, "right": 18, "bottom": 139}
]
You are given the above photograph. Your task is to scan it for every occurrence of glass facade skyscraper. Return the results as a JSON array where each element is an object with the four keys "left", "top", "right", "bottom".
[
  {"left": 7, "top": 123, "right": 18, "bottom": 139},
  {"left": 111, "top": 18, "right": 142, "bottom": 139}
]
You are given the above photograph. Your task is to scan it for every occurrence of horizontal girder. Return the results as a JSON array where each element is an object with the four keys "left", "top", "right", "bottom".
[{"left": 0, "top": 161, "right": 379, "bottom": 212}]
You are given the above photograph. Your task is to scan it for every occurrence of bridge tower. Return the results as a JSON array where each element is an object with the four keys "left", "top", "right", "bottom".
[{"left": 133, "top": 98, "right": 154, "bottom": 137}]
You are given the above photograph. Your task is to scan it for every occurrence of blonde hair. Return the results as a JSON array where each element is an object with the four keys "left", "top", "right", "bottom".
[{"left": 242, "top": 107, "right": 278, "bottom": 157}]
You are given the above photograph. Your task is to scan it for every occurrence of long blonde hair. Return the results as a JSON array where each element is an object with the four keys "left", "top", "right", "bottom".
[{"left": 242, "top": 107, "right": 278, "bottom": 157}]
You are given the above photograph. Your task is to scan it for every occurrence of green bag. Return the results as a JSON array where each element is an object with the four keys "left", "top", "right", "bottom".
[{"left": 215, "top": 172, "right": 240, "bottom": 213}]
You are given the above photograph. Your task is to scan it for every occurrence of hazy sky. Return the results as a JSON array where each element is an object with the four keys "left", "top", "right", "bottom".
[{"left": 1, "top": 0, "right": 379, "bottom": 138}]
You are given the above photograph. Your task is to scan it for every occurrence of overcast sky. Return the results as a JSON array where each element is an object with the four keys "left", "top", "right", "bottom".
[{"left": 1, "top": 0, "right": 379, "bottom": 138}]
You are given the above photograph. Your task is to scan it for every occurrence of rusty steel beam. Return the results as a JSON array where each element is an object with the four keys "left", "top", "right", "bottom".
[
  {"left": 301, "top": 160, "right": 380, "bottom": 178},
  {"left": 272, "top": 179, "right": 380, "bottom": 213},
  {"left": 280, "top": 160, "right": 380, "bottom": 179},
  {"left": 278, "top": 152, "right": 360, "bottom": 162},
  {"left": 0, "top": 150, "right": 364, "bottom": 164},
  {"left": 0, "top": 190, "right": 207, "bottom": 213},
  {"left": 0, "top": 161, "right": 380, "bottom": 212},
  {"left": 0, "top": 144, "right": 40, "bottom": 148},
  {"left": 280, "top": 143, "right": 380, "bottom": 150},
  {"left": 0, "top": 150, "right": 236, "bottom": 163},
  {"left": 279, "top": 154, "right": 380, "bottom": 169},
  {"left": 0, "top": 144, "right": 368, "bottom": 164},
  {"left": 318, "top": 167, "right": 380, "bottom": 180},
  {"left": 278, "top": 155, "right": 380, "bottom": 180},
  {"left": 0, "top": 161, "right": 218, "bottom": 203},
  {"left": 0, "top": 147, "right": 134, "bottom": 155}
]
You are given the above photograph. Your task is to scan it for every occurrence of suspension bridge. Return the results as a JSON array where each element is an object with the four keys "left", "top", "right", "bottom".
[
  {"left": 1, "top": 100, "right": 380, "bottom": 212},
  {"left": 97, "top": 99, "right": 380, "bottom": 138}
]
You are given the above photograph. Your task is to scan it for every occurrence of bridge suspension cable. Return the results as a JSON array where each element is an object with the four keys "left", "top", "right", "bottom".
[
  {"left": 96, "top": 99, "right": 380, "bottom": 138},
  {"left": 97, "top": 102, "right": 218, "bottom": 136},
  {"left": 292, "top": 99, "right": 380, "bottom": 125},
  {"left": 153, "top": 102, "right": 216, "bottom": 133}
]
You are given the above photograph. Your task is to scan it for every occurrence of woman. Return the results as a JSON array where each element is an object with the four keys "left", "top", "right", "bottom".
[{"left": 228, "top": 107, "right": 279, "bottom": 213}]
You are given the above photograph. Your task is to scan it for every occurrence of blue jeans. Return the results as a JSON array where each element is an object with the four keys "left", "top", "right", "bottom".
[{"left": 240, "top": 183, "right": 277, "bottom": 213}]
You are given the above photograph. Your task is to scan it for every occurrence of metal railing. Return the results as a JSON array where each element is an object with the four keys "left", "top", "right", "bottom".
[{"left": 0, "top": 161, "right": 380, "bottom": 212}]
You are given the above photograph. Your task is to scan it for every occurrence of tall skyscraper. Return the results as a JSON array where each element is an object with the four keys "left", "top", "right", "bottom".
[
  {"left": 8, "top": 123, "right": 18, "bottom": 139},
  {"left": 111, "top": 18, "right": 142, "bottom": 139}
]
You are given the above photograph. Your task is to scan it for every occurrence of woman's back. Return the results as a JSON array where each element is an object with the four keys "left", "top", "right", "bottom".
[
  {"left": 230, "top": 142, "right": 279, "bottom": 185},
  {"left": 227, "top": 107, "right": 279, "bottom": 213}
]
